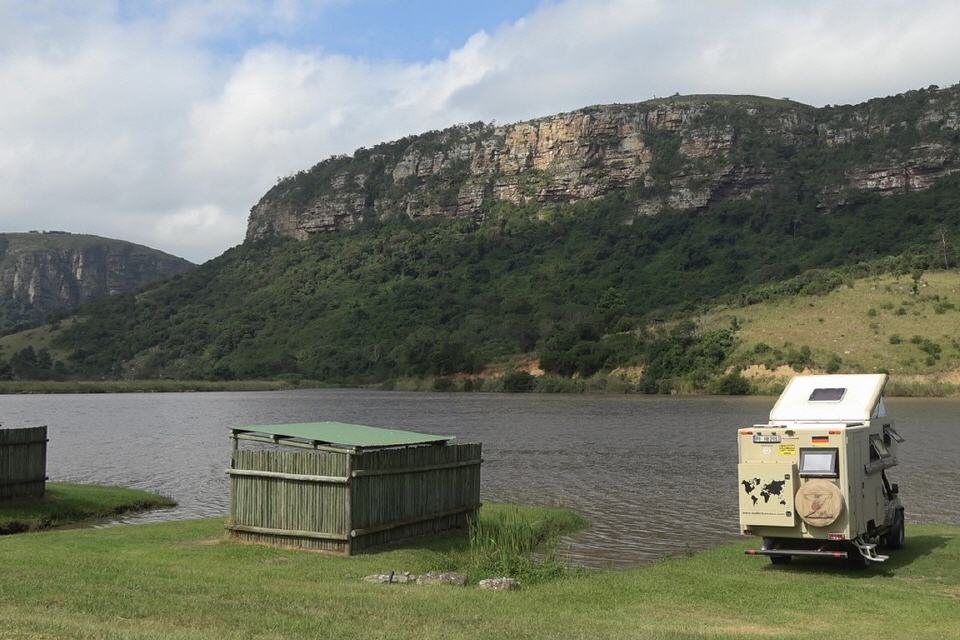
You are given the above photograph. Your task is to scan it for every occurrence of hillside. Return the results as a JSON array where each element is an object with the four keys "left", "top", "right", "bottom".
[
  {"left": 7, "top": 85, "right": 960, "bottom": 390},
  {"left": 0, "top": 232, "right": 194, "bottom": 334},
  {"left": 703, "top": 271, "right": 960, "bottom": 388}
]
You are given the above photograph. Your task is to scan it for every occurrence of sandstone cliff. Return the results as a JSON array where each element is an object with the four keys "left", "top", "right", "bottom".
[
  {"left": 0, "top": 232, "right": 194, "bottom": 332},
  {"left": 247, "top": 85, "right": 960, "bottom": 241}
]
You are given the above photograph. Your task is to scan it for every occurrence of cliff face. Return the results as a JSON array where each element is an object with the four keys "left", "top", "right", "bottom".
[
  {"left": 0, "top": 232, "right": 194, "bottom": 332},
  {"left": 247, "top": 85, "right": 960, "bottom": 241}
]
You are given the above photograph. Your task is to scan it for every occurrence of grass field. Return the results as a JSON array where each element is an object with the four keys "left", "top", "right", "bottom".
[
  {"left": 706, "top": 271, "right": 960, "bottom": 378},
  {"left": 0, "top": 511, "right": 956, "bottom": 639},
  {"left": 0, "top": 483, "right": 175, "bottom": 534}
]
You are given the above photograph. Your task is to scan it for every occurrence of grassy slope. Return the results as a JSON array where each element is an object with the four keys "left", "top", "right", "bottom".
[
  {"left": 706, "top": 271, "right": 960, "bottom": 377},
  {"left": 0, "top": 483, "right": 175, "bottom": 534},
  {"left": 0, "top": 516, "right": 955, "bottom": 639},
  {"left": 0, "top": 318, "right": 74, "bottom": 361}
]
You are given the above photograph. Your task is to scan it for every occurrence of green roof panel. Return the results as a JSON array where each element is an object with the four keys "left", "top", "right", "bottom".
[{"left": 232, "top": 421, "right": 452, "bottom": 449}]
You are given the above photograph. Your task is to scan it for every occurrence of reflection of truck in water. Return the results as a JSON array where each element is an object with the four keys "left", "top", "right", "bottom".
[{"left": 738, "top": 374, "right": 904, "bottom": 567}]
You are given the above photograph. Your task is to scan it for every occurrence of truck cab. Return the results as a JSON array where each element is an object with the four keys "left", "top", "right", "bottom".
[{"left": 738, "top": 374, "right": 904, "bottom": 566}]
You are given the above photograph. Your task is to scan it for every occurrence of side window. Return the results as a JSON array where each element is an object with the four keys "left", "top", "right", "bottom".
[{"left": 870, "top": 435, "right": 890, "bottom": 461}]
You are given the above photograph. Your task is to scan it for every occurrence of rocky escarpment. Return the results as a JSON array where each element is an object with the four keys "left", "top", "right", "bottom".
[
  {"left": 0, "top": 232, "right": 194, "bottom": 332},
  {"left": 247, "top": 85, "right": 960, "bottom": 241}
]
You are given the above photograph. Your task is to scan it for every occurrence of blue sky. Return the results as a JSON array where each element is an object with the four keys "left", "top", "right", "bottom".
[
  {"left": 2, "top": 0, "right": 959, "bottom": 262},
  {"left": 211, "top": 1, "right": 545, "bottom": 61}
]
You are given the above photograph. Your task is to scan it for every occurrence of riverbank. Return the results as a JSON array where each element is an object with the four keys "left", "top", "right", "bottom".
[
  {"left": 0, "top": 511, "right": 956, "bottom": 639},
  {"left": 1, "top": 374, "right": 958, "bottom": 396},
  {"left": 0, "top": 482, "right": 175, "bottom": 534},
  {"left": 0, "top": 379, "right": 329, "bottom": 394}
]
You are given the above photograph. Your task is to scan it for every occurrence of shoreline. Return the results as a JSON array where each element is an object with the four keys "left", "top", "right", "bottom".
[
  {"left": 1, "top": 374, "right": 958, "bottom": 397},
  {"left": 0, "top": 482, "right": 175, "bottom": 534}
]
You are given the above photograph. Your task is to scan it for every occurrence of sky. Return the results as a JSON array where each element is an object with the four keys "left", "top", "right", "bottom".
[{"left": 2, "top": 0, "right": 959, "bottom": 263}]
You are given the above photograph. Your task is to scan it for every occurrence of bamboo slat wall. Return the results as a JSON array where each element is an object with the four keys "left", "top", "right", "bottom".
[
  {"left": 0, "top": 426, "right": 47, "bottom": 500},
  {"left": 227, "top": 443, "right": 481, "bottom": 554}
]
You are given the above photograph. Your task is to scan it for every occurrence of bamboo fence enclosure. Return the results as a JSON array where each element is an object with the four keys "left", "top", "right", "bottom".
[
  {"left": 0, "top": 426, "right": 48, "bottom": 500},
  {"left": 226, "top": 422, "right": 482, "bottom": 554}
]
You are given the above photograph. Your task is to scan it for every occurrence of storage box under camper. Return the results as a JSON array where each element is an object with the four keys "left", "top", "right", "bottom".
[{"left": 737, "top": 374, "right": 904, "bottom": 566}]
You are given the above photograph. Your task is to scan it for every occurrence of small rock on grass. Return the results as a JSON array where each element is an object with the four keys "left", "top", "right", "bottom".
[
  {"left": 478, "top": 577, "right": 521, "bottom": 591},
  {"left": 416, "top": 571, "right": 468, "bottom": 586},
  {"left": 363, "top": 571, "right": 417, "bottom": 584}
]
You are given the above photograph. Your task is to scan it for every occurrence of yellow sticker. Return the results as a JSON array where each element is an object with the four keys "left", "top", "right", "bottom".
[{"left": 778, "top": 444, "right": 796, "bottom": 456}]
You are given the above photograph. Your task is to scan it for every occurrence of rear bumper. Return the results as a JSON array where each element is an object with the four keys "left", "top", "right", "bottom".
[{"left": 746, "top": 548, "right": 848, "bottom": 559}]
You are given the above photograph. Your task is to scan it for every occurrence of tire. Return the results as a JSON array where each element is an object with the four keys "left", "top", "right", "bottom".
[
  {"left": 883, "top": 508, "right": 905, "bottom": 550},
  {"left": 763, "top": 538, "right": 791, "bottom": 565}
]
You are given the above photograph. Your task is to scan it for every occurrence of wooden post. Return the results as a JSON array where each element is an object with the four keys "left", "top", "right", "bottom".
[{"left": 345, "top": 451, "right": 354, "bottom": 556}]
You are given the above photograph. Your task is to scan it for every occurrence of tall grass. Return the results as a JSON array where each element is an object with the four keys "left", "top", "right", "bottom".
[{"left": 446, "top": 505, "right": 588, "bottom": 584}]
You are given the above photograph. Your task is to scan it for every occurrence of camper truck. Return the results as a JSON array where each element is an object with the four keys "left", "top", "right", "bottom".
[{"left": 738, "top": 374, "right": 904, "bottom": 566}]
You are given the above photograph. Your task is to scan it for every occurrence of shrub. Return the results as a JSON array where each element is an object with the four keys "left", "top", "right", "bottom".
[
  {"left": 432, "top": 377, "right": 454, "bottom": 392},
  {"left": 889, "top": 334, "right": 902, "bottom": 345},
  {"left": 711, "top": 371, "right": 751, "bottom": 395},
  {"left": 825, "top": 353, "right": 842, "bottom": 374},
  {"left": 502, "top": 371, "right": 537, "bottom": 392},
  {"left": 867, "top": 308, "right": 878, "bottom": 317}
]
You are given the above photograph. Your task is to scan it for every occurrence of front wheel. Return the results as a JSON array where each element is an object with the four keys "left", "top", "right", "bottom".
[{"left": 883, "top": 508, "right": 905, "bottom": 550}]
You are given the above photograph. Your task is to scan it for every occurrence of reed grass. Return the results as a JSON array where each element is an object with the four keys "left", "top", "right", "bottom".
[
  {"left": 0, "top": 379, "right": 329, "bottom": 394},
  {"left": 449, "top": 504, "right": 588, "bottom": 584}
]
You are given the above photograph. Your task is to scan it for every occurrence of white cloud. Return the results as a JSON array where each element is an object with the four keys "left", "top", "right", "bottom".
[{"left": 1, "top": 0, "right": 959, "bottom": 262}]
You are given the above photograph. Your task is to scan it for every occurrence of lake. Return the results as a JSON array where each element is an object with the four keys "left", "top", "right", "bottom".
[{"left": 1, "top": 390, "right": 957, "bottom": 567}]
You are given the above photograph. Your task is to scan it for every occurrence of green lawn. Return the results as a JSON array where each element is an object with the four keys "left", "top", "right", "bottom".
[
  {"left": 0, "top": 510, "right": 956, "bottom": 639},
  {"left": 0, "top": 482, "right": 175, "bottom": 534}
]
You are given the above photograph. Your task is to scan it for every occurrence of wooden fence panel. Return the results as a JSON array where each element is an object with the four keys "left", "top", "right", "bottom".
[
  {"left": 227, "top": 443, "right": 482, "bottom": 554},
  {"left": 0, "top": 426, "right": 48, "bottom": 500},
  {"left": 351, "top": 443, "right": 482, "bottom": 551},
  {"left": 227, "top": 449, "right": 350, "bottom": 552}
]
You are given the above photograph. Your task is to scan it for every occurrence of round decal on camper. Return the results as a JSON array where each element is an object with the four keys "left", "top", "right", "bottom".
[{"left": 795, "top": 480, "right": 844, "bottom": 527}]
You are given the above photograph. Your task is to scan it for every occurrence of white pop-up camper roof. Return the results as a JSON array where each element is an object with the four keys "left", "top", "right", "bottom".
[{"left": 768, "top": 374, "right": 888, "bottom": 423}]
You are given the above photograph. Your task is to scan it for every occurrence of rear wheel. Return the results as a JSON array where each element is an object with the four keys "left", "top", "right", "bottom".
[
  {"left": 883, "top": 508, "right": 905, "bottom": 550},
  {"left": 763, "top": 538, "right": 791, "bottom": 565}
]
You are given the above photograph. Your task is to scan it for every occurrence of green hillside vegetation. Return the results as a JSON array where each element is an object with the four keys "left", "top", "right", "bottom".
[
  {"left": 4, "top": 87, "right": 960, "bottom": 392},
  {"left": 708, "top": 271, "right": 960, "bottom": 377},
  {"left": 2, "top": 173, "right": 953, "bottom": 392}
]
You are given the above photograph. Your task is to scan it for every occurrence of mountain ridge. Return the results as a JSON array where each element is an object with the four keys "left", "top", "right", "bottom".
[
  {"left": 0, "top": 231, "right": 194, "bottom": 334},
  {"left": 247, "top": 84, "right": 960, "bottom": 242}
]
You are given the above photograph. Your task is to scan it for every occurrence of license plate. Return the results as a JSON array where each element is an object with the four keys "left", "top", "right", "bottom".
[{"left": 753, "top": 434, "right": 781, "bottom": 444}]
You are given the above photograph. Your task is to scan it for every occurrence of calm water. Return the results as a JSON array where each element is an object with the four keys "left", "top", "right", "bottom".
[{"left": 1, "top": 390, "right": 957, "bottom": 567}]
